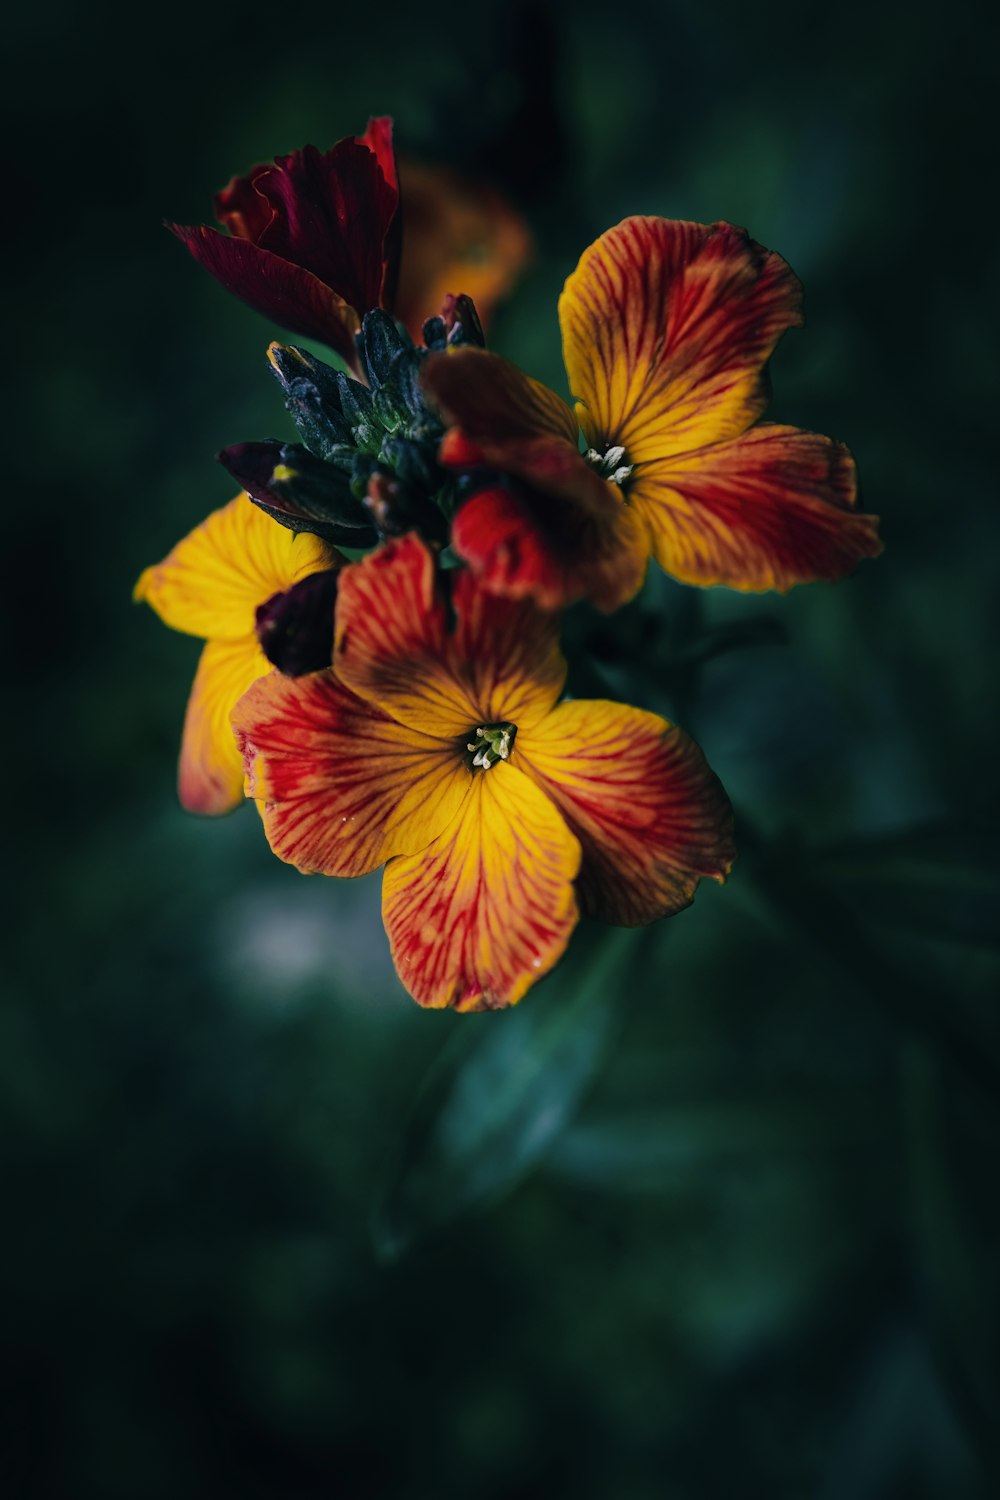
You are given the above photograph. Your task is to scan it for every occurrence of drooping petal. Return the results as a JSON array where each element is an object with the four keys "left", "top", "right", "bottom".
[
  {"left": 629, "top": 424, "right": 882, "bottom": 591},
  {"left": 134, "top": 493, "right": 333, "bottom": 641},
  {"left": 232, "top": 669, "right": 471, "bottom": 878},
  {"left": 334, "top": 534, "right": 566, "bottom": 737},
  {"left": 179, "top": 636, "right": 271, "bottom": 815},
  {"left": 167, "top": 225, "right": 363, "bottom": 367},
  {"left": 382, "top": 764, "right": 581, "bottom": 1010},
  {"left": 518, "top": 699, "right": 735, "bottom": 926},
  {"left": 422, "top": 347, "right": 578, "bottom": 448},
  {"left": 449, "top": 448, "right": 647, "bottom": 613},
  {"left": 559, "top": 216, "right": 803, "bottom": 462},
  {"left": 393, "top": 161, "right": 532, "bottom": 340}
]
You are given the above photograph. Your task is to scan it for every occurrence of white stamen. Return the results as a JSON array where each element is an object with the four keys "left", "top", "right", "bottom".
[
  {"left": 609, "top": 464, "right": 633, "bottom": 486},
  {"left": 604, "top": 445, "right": 626, "bottom": 468}
]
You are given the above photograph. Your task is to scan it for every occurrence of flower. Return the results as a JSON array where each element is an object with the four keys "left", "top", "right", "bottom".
[
  {"left": 392, "top": 160, "right": 533, "bottom": 343},
  {"left": 134, "top": 494, "right": 337, "bottom": 814},
  {"left": 422, "top": 216, "right": 883, "bottom": 611},
  {"left": 232, "top": 533, "right": 735, "bottom": 1010},
  {"left": 170, "top": 118, "right": 531, "bottom": 373}
]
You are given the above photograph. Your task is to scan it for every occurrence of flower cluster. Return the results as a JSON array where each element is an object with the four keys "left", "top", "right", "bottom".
[{"left": 138, "top": 117, "right": 881, "bottom": 1011}]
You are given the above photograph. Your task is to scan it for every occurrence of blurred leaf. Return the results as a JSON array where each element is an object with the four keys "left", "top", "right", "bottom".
[
  {"left": 740, "top": 819, "right": 1000, "bottom": 1093},
  {"left": 819, "top": 824, "right": 1000, "bottom": 950},
  {"left": 372, "top": 926, "right": 637, "bottom": 1260},
  {"left": 544, "top": 1095, "right": 890, "bottom": 1192},
  {"left": 902, "top": 1042, "right": 1000, "bottom": 1486}
]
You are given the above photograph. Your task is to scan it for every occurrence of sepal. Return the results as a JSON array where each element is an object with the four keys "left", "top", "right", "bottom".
[
  {"left": 217, "top": 440, "right": 376, "bottom": 544},
  {"left": 267, "top": 343, "right": 354, "bottom": 461}
]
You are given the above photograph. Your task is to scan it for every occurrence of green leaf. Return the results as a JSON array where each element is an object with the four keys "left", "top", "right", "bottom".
[{"left": 372, "top": 926, "right": 636, "bottom": 1260}]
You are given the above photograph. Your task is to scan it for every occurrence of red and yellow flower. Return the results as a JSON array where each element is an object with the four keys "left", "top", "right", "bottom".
[
  {"left": 134, "top": 494, "right": 337, "bottom": 814},
  {"left": 423, "top": 216, "right": 882, "bottom": 611},
  {"left": 171, "top": 118, "right": 530, "bottom": 373},
  {"left": 232, "top": 534, "right": 735, "bottom": 1010}
]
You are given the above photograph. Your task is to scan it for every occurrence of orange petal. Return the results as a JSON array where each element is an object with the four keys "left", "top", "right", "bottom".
[
  {"left": 559, "top": 216, "right": 802, "bottom": 463},
  {"left": 135, "top": 493, "right": 333, "bottom": 641},
  {"left": 450, "top": 453, "right": 647, "bottom": 613},
  {"left": 232, "top": 669, "right": 471, "bottom": 877},
  {"left": 422, "top": 347, "right": 578, "bottom": 447},
  {"left": 179, "top": 636, "right": 271, "bottom": 815},
  {"left": 382, "top": 764, "right": 581, "bottom": 1010},
  {"left": 630, "top": 423, "right": 882, "bottom": 591},
  {"left": 393, "top": 161, "right": 532, "bottom": 340},
  {"left": 334, "top": 534, "right": 566, "bottom": 737},
  {"left": 518, "top": 699, "right": 735, "bottom": 926}
]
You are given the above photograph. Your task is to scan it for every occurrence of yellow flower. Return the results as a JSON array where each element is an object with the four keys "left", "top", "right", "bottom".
[{"left": 134, "top": 495, "right": 333, "bottom": 813}]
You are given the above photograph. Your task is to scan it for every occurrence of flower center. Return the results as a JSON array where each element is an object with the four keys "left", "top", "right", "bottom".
[
  {"left": 465, "top": 721, "right": 517, "bottom": 772},
  {"left": 585, "top": 443, "right": 634, "bottom": 487}
]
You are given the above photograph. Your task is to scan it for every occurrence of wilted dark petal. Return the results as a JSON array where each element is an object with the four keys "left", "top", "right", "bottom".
[
  {"left": 256, "top": 567, "right": 341, "bottom": 676},
  {"left": 168, "top": 224, "right": 362, "bottom": 365}
]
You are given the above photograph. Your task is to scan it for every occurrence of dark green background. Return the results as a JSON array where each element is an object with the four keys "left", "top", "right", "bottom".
[{"left": 6, "top": 1, "right": 999, "bottom": 1495}]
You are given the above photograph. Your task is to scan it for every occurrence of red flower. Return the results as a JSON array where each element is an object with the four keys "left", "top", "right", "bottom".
[
  {"left": 170, "top": 119, "right": 399, "bottom": 371},
  {"left": 169, "top": 119, "right": 531, "bottom": 372}
]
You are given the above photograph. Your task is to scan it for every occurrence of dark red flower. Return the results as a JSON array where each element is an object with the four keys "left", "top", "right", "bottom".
[{"left": 169, "top": 119, "right": 400, "bottom": 371}]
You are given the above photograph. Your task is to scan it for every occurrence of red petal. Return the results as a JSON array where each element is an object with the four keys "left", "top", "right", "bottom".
[
  {"left": 631, "top": 423, "right": 882, "bottom": 590},
  {"left": 450, "top": 447, "right": 647, "bottom": 614},
  {"left": 168, "top": 224, "right": 361, "bottom": 366},
  {"left": 334, "top": 533, "right": 566, "bottom": 736},
  {"left": 357, "top": 116, "right": 398, "bottom": 194},
  {"left": 422, "top": 346, "right": 578, "bottom": 445},
  {"left": 240, "top": 140, "right": 398, "bottom": 316}
]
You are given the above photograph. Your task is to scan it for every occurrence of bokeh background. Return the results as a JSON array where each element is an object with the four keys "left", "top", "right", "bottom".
[{"left": 6, "top": 0, "right": 999, "bottom": 1494}]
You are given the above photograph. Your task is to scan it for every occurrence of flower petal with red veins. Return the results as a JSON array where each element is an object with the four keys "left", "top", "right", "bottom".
[
  {"left": 393, "top": 162, "right": 532, "bottom": 340},
  {"left": 382, "top": 764, "right": 581, "bottom": 1010},
  {"left": 518, "top": 699, "right": 735, "bottom": 926},
  {"left": 451, "top": 451, "right": 647, "bottom": 614},
  {"left": 334, "top": 534, "right": 566, "bottom": 737},
  {"left": 168, "top": 224, "right": 362, "bottom": 366},
  {"left": 135, "top": 493, "right": 333, "bottom": 641},
  {"left": 559, "top": 216, "right": 802, "bottom": 462},
  {"left": 232, "top": 670, "right": 470, "bottom": 878},
  {"left": 630, "top": 424, "right": 882, "bottom": 591},
  {"left": 422, "top": 347, "right": 578, "bottom": 446},
  {"left": 179, "top": 636, "right": 271, "bottom": 816}
]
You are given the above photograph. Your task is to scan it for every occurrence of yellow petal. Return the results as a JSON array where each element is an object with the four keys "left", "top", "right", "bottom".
[
  {"left": 179, "top": 635, "right": 272, "bottom": 815},
  {"left": 518, "top": 699, "right": 734, "bottom": 926},
  {"left": 383, "top": 764, "right": 581, "bottom": 1010},
  {"left": 135, "top": 493, "right": 333, "bottom": 641},
  {"left": 559, "top": 216, "right": 802, "bottom": 463},
  {"left": 232, "top": 668, "right": 471, "bottom": 876}
]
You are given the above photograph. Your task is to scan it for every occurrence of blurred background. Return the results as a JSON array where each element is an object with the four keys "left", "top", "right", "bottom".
[{"left": 5, "top": 0, "right": 999, "bottom": 1494}]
